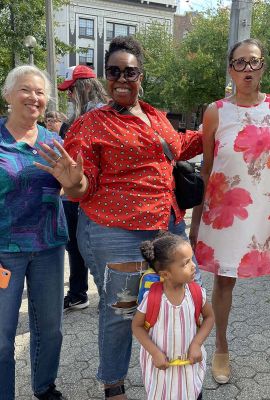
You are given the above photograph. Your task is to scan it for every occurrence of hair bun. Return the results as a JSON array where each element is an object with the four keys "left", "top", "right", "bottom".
[{"left": 140, "top": 240, "right": 155, "bottom": 263}]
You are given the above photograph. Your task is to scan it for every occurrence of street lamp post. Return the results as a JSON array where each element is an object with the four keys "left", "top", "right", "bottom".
[
  {"left": 24, "top": 35, "right": 37, "bottom": 65},
  {"left": 45, "top": 0, "right": 58, "bottom": 111}
]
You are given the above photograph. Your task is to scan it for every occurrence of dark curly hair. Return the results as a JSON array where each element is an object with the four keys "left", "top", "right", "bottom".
[
  {"left": 140, "top": 231, "right": 188, "bottom": 273},
  {"left": 105, "top": 36, "right": 144, "bottom": 69}
]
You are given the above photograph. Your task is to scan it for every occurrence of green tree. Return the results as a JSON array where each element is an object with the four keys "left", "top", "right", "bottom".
[
  {"left": 175, "top": 8, "right": 230, "bottom": 111},
  {"left": 0, "top": 0, "right": 69, "bottom": 114},
  {"left": 136, "top": 22, "right": 181, "bottom": 111},
  {"left": 138, "top": 1, "right": 270, "bottom": 115},
  {"left": 136, "top": 11, "right": 230, "bottom": 113},
  {"left": 251, "top": 0, "right": 270, "bottom": 92}
]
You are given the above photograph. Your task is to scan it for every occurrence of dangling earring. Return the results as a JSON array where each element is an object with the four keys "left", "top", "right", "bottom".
[
  {"left": 7, "top": 104, "right": 12, "bottom": 113},
  {"left": 138, "top": 86, "right": 144, "bottom": 98}
]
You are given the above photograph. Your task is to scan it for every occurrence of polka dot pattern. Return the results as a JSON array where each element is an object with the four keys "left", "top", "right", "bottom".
[{"left": 64, "top": 101, "right": 202, "bottom": 230}]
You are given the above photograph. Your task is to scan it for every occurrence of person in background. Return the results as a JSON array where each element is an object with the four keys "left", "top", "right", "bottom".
[
  {"left": 35, "top": 36, "right": 203, "bottom": 400},
  {"left": 0, "top": 65, "right": 68, "bottom": 400},
  {"left": 44, "top": 111, "right": 67, "bottom": 134},
  {"left": 190, "top": 38, "right": 270, "bottom": 384},
  {"left": 58, "top": 65, "right": 108, "bottom": 312},
  {"left": 132, "top": 232, "right": 214, "bottom": 400}
]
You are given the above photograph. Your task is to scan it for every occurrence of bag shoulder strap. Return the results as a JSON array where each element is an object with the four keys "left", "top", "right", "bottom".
[
  {"left": 158, "top": 136, "right": 174, "bottom": 161},
  {"left": 110, "top": 102, "right": 133, "bottom": 115},
  {"left": 111, "top": 102, "right": 174, "bottom": 161},
  {"left": 188, "top": 282, "right": 203, "bottom": 326},
  {"left": 144, "top": 281, "right": 163, "bottom": 330}
]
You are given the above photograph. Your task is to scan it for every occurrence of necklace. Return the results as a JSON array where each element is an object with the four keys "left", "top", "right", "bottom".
[
  {"left": 235, "top": 93, "right": 265, "bottom": 126},
  {"left": 111, "top": 102, "right": 136, "bottom": 115}
]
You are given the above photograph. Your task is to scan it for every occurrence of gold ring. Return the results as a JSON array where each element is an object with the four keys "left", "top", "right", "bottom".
[{"left": 55, "top": 155, "right": 61, "bottom": 162}]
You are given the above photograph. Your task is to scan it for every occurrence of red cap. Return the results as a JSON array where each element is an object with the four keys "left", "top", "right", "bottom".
[{"left": 58, "top": 65, "right": 96, "bottom": 91}]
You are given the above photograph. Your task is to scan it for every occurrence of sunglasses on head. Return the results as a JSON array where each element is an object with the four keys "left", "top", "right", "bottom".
[
  {"left": 230, "top": 57, "right": 264, "bottom": 72},
  {"left": 105, "top": 66, "right": 141, "bottom": 82}
]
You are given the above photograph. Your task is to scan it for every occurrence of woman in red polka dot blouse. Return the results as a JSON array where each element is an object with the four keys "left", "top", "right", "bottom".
[{"left": 36, "top": 36, "right": 203, "bottom": 399}]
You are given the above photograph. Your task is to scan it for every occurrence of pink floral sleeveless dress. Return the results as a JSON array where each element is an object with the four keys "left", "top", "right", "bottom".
[{"left": 196, "top": 96, "right": 270, "bottom": 278}]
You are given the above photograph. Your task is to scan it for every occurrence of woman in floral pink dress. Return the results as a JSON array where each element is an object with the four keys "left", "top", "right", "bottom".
[{"left": 190, "top": 38, "right": 270, "bottom": 385}]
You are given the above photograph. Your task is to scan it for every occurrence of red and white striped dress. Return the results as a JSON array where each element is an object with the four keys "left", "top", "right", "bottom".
[{"left": 137, "top": 285, "right": 206, "bottom": 400}]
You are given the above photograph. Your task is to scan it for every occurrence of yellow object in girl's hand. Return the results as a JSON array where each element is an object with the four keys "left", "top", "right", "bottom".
[{"left": 169, "top": 359, "right": 190, "bottom": 366}]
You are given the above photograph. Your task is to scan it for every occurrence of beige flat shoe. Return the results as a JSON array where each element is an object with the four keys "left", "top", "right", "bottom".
[{"left": 211, "top": 352, "right": 231, "bottom": 384}]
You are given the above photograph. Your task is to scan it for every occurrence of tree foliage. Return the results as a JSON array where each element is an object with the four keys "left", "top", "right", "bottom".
[
  {"left": 175, "top": 8, "right": 229, "bottom": 111},
  {"left": 1, "top": 1, "right": 270, "bottom": 115},
  {"left": 136, "top": 22, "right": 180, "bottom": 111},
  {"left": 251, "top": 0, "right": 270, "bottom": 92},
  {"left": 0, "top": 0, "right": 69, "bottom": 114},
  {"left": 137, "top": 0, "right": 270, "bottom": 113}
]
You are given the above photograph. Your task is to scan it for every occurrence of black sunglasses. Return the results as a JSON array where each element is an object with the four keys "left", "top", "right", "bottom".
[
  {"left": 230, "top": 57, "right": 264, "bottom": 72},
  {"left": 105, "top": 66, "right": 141, "bottom": 82}
]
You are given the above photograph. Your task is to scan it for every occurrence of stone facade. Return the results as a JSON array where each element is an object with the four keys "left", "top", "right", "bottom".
[{"left": 55, "top": 0, "right": 176, "bottom": 77}]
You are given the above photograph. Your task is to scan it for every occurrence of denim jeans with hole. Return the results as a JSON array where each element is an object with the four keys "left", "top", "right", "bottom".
[
  {"left": 0, "top": 246, "right": 65, "bottom": 400},
  {"left": 77, "top": 210, "right": 202, "bottom": 384}
]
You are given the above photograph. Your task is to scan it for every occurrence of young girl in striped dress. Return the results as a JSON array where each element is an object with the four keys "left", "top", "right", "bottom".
[{"left": 132, "top": 232, "right": 214, "bottom": 400}]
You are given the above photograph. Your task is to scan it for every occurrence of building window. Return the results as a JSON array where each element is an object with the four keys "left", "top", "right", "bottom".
[
  {"left": 106, "top": 22, "right": 136, "bottom": 40},
  {"left": 79, "top": 48, "right": 94, "bottom": 66},
  {"left": 79, "top": 18, "right": 94, "bottom": 38}
]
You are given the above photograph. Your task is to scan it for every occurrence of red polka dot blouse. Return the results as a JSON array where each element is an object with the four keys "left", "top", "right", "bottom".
[{"left": 64, "top": 101, "right": 202, "bottom": 230}]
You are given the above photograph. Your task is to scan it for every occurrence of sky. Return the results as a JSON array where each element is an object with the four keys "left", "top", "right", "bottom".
[{"left": 177, "top": 0, "right": 232, "bottom": 14}]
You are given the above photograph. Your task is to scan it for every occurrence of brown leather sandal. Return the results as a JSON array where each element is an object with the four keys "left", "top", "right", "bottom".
[{"left": 104, "top": 384, "right": 125, "bottom": 399}]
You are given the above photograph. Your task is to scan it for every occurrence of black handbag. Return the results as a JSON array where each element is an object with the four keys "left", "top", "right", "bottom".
[{"left": 159, "top": 137, "right": 204, "bottom": 209}]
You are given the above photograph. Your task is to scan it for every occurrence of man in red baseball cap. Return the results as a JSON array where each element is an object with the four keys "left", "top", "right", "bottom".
[{"left": 58, "top": 65, "right": 96, "bottom": 91}]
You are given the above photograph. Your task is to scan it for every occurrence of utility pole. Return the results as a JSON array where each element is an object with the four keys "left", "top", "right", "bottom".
[
  {"left": 225, "top": 0, "right": 253, "bottom": 94},
  {"left": 45, "top": 0, "right": 58, "bottom": 111}
]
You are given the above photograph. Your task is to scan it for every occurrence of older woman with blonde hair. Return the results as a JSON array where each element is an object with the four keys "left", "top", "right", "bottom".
[{"left": 0, "top": 65, "right": 68, "bottom": 400}]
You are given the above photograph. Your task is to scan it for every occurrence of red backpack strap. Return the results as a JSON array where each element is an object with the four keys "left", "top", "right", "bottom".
[
  {"left": 188, "top": 282, "right": 203, "bottom": 326},
  {"left": 144, "top": 281, "right": 163, "bottom": 330}
]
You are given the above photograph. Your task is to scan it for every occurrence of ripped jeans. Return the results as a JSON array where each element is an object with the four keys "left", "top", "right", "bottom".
[{"left": 77, "top": 209, "right": 202, "bottom": 384}]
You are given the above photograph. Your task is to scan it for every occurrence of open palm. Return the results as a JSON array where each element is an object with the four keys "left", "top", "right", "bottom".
[{"left": 34, "top": 140, "right": 84, "bottom": 189}]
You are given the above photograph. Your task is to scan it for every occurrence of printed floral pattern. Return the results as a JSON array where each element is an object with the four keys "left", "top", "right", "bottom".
[
  {"left": 214, "top": 140, "right": 220, "bottom": 157},
  {"left": 202, "top": 172, "right": 252, "bottom": 229},
  {"left": 234, "top": 125, "right": 270, "bottom": 181},
  {"left": 238, "top": 236, "right": 270, "bottom": 277},
  {"left": 195, "top": 241, "right": 219, "bottom": 273},
  {"left": 197, "top": 99, "right": 270, "bottom": 278}
]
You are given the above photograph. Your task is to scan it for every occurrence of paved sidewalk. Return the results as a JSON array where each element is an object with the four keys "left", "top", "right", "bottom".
[{"left": 15, "top": 215, "right": 270, "bottom": 399}]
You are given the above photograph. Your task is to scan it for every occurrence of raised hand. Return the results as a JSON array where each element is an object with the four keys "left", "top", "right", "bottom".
[{"left": 34, "top": 140, "right": 85, "bottom": 192}]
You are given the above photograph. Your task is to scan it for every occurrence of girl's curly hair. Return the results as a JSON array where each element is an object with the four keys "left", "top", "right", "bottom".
[{"left": 140, "top": 231, "right": 188, "bottom": 273}]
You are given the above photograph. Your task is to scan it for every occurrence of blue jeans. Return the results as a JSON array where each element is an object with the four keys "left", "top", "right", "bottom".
[
  {"left": 77, "top": 210, "right": 202, "bottom": 384},
  {"left": 63, "top": 201, "right": 88, "bottom": 302},
  {"left": 0, "top": 246, "right": 65, "bottom": 400}
]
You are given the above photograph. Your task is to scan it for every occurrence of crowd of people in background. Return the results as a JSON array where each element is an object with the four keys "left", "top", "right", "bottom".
[{"left": 0, "top": 34, "right": 269, "bottom": 400}]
